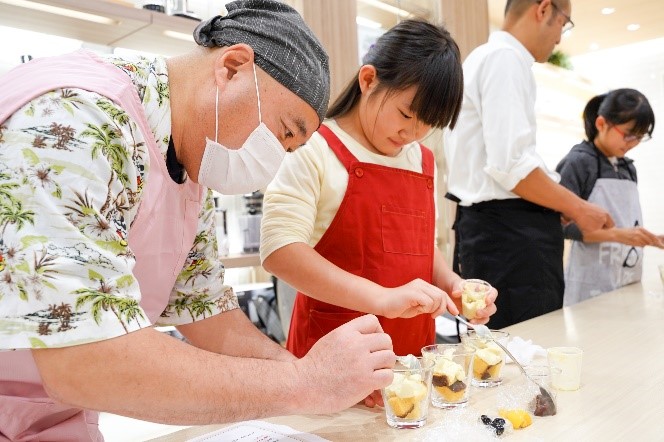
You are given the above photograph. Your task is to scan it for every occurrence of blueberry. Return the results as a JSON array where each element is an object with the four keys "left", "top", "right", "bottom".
[
  {"left": 480, "top": 415, "right": 492, "bottom": 425},
  {"left": 495, "top": 427, "right": 505, "bottom": 436},
  {"left": 493, "top": 418, "right": 506, "bottom": 426}
]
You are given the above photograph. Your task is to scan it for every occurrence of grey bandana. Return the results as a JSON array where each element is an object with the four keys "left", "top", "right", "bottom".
[{"left": 194, "top": 0, "right": 330, "bottom": 123}]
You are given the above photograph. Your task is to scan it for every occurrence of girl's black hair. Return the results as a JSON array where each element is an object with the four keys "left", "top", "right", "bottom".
[
  {"left": 327, "top": 19, "right": 463, "bottom": 130},
  {"left": 583, "top": 88, "right": 655, "bottom": 141}
]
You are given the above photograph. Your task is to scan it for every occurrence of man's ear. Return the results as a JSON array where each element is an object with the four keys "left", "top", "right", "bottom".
[
  {"left": 358, "top": 64, "right": 378, "bottom": 94},
  {"left": 534, "top": 0, "right": 553, "bottom": 23},
  {"left": 213, "top": 43, "right": 255, "bottom": 87}
]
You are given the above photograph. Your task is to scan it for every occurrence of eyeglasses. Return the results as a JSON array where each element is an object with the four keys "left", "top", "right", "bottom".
[
  {"left": 623, "top": 220, "right": 641, "bottom": 268},
  {"left": 622, "top": 246, "right": 639, "bottom": 268},
  {"left": 550, "top": 2, "right": 575, "bottom": 33},
  {"left": 611, "top": 125, "right": 652, "bottom": 143}
]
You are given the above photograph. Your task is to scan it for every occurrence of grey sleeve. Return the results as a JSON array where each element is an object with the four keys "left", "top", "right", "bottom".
[{"left": 562, "top": 222, "right": 583, "bottom": 241}]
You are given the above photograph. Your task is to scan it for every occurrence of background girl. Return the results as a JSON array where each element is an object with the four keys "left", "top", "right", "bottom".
[{"left": 557, "top": 88, "right": 662, "bottom": 306}]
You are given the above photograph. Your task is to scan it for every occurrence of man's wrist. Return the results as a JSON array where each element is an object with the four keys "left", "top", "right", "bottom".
[{"left": 561, "top": 194, "right": 585, "bottom": 224}]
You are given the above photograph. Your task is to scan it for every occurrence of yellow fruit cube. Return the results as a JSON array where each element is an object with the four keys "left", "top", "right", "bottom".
[
  {"left": 499, "top": 408, "right": 532, "bottom": 429},
  {"left": 388, "top": 397, "right": 414, "bottom": 418},
  {"left": 472, "top": 358, "right": 489, "bottom": 379}
]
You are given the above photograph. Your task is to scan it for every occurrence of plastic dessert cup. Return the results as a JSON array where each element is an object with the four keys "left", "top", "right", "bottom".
[
  {"left": 547, "top": 347, "right": 583, "bottom": 391},
  {"left": 421, "top": 344, "right": 475, "bottom": 409},
  {"left": 461, "top": 329, "right": 509, "bottom": 387},
  {"left": 381, "top": 357, "right": 434, "bottom": 429},
  {"left": 460, "top": 279, "right": 492, "bottom": 320}
]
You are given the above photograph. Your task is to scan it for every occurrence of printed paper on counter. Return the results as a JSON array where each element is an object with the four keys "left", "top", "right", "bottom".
[{"left": 187, "top": 420, "right": 329, "bottom": 442}]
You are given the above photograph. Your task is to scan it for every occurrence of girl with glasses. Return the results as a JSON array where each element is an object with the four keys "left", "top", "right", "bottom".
[{"left": 556, "top": 88, "right": 663, "bottom": 306}]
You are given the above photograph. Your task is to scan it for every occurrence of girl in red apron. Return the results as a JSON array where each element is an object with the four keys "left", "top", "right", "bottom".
[
  {"left": 261, "top": 20, "right": 497, "bottom": 363},
  {"left": 556, "top": 88, "right": 662, "bottom": 306}
]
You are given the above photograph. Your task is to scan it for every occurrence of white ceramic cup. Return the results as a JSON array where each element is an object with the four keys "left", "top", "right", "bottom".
[{"left": 547, "top": 347, "right": 583, "bottom": 391}]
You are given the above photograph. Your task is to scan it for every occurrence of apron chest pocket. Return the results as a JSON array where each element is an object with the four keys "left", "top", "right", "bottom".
[{"left": 381, "top": 205, "right": 428, "bottom": 256}]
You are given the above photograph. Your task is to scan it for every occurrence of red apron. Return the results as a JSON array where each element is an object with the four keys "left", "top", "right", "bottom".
[{"left": 286, "top": 124, "right": 436, "bottom": 358}]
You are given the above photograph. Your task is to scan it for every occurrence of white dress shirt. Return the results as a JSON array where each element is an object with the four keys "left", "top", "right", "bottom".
[{"left": 443, "top": 31, "right": 559, "bottom": 206}]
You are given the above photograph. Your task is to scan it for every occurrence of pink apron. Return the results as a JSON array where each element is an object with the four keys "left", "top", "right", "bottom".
[{"left": 0, "top": 50, "right": 202, "bottom": 441}]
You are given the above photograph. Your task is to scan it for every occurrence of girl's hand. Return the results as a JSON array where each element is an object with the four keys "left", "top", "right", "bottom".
[
  {"left": 469, "top": 285, "right": 498, "bottom": 325},
  {"left": 378, "top": 279, "right": 457, "bottom": 319},
  {"left": 361, "top": 389, "right": 384, "bottom": 408},
  {"left": 616, "top": 227, "right": 663, "bottom": 248},
  {"left": 450, "top": 278, "right": 498, "bottom": 325}
]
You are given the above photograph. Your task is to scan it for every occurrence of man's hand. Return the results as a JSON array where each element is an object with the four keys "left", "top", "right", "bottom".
[
  {"left": 376, "top": 279, "right": 457, "bottom": 319},
  {"left": 567, "top": 200, "right": 614, "bottom": 233},
  {"left": 294, "top": 315, "right": 395, "bottom": 414}
]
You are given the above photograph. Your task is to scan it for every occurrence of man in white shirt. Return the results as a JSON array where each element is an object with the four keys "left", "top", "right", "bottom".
[{"left": 444, "top": 0, "right": 613, "bottom": 328}]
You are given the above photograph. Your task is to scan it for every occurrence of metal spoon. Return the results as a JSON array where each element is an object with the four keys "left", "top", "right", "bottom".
[{"left": 455, "top": 315, "right": 557, "bottom": 416}]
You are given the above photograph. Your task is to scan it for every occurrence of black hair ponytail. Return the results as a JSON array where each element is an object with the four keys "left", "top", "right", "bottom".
[
  {"left": 327, "top": 19, "right": 463, "bottom": 130},
  {"left": 584, "top": 88, "right": 655, "bottom": 142},
  {"left": 583, "top": 94, "right": 606, "bottom": 141}
]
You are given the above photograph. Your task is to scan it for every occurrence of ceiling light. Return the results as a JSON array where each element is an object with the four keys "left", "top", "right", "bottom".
[
  {"left": 358, "top": 0, "right": 410, "bottom": 18},
  {"left": 163, "top": 30, "right": 193, "bottom": 42},
  {"left": 0, "top": 0, "right": 116, "bottom": 25},
  {"left": 627, "top": 24, "right": 640, "bottom": 31},
  {"left": 601, "top": 7, "right": 615, "bottom": 15},
  {"left": 589, "top": 43, "right": 599, "bottom": 50},
  {"left": 356, "top": 16, "right": 382, "bottom": 29}
]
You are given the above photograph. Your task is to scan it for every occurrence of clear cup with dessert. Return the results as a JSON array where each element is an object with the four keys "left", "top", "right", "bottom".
[
  {"left": 381, "top": 356, "right": 434, "bottom": 429},
  {"left": 461, "top": 329, "right": 510, "bottom": 387},
  {"left": 421, "top": 344, "right": 475, "bottom": 409},
  {"left": 460, "top": 278, "right": 492, "bottom": 320}
]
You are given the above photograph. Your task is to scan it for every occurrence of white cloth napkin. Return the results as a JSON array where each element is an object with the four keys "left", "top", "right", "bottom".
[{"left": 503, "top": 336, "right": 546, "bottom": 365}]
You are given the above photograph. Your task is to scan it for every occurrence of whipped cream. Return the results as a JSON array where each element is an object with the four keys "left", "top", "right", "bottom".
[
  {"left": 476, "top": 343, "right": 503, "bottom": 366},
  {"left": 386, "top": 372, "right": 427, "bottom": 399},
  {"left": 432, "top": 349, "right": 466, "bottom": 384}
]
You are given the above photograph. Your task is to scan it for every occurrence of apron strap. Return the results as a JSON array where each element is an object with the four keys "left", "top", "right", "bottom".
[
  {"left": 317, "top": 124, "right": 358, "bottom": 171},
  {"left": 420, "top": 144, "right": 434, "bottom": 176},
  {"left": 318, "top": 125, "right": 435, "bottom": 177}
]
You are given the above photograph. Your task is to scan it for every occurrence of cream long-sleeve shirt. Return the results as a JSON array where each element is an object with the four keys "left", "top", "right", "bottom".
[
  {"left": 260, "top": 119, "right": 438, "bottom": 263},
  {"left": 443, "top": 31, "right": 559, "bottom": 206}
]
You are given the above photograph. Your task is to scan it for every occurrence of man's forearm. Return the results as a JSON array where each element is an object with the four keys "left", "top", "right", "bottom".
[
  {"left": 32, "top": 328, "right": 303, "bottom": 424},
  {"left": 511, "top": 167, "right": 582, "bottom": 216},
  {"left": 177, "top": 308, "right": 295, "bottom": 361},
  {"left": 512, "top": 168, "right": 613, "bottom": 233}
]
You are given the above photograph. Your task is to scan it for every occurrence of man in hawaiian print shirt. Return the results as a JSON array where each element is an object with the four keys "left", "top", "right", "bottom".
[{"left": 0, "top": 1, "right": 397, "bottom": 439}]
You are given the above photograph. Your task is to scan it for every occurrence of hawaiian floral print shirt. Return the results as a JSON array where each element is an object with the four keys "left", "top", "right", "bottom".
[{"left": 0, "top": 54, "right": 238, "bottom": 349}]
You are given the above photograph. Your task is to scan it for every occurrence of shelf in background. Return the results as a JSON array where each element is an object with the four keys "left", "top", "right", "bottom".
[
  {"left": 0, "top": 0, "right": 199, "bottom": 56},
  {"left": 220, "top": 253, "right": 261, "bottom": 269}
]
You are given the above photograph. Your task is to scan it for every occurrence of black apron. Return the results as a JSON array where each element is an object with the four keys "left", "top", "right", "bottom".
[{"left": 452, "top": 198, "right": 564, "bottom": 329}]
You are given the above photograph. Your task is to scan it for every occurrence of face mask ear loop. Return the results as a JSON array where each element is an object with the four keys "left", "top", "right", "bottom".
[
  {"left": 252, "top": 63, "right": 262, "bottom": 124},
  {"left": 214, "top": 86, "right": 220, "bottom": 144}
]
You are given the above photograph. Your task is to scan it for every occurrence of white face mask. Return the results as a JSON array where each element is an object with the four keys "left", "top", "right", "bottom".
[{"left": 198, "top": 63, "right": 285, "bottom": 195}]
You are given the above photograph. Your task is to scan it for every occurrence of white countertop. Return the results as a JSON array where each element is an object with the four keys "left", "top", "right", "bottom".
[{"left": 101, "top": 269, "right": 664, "bottom": 441}]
